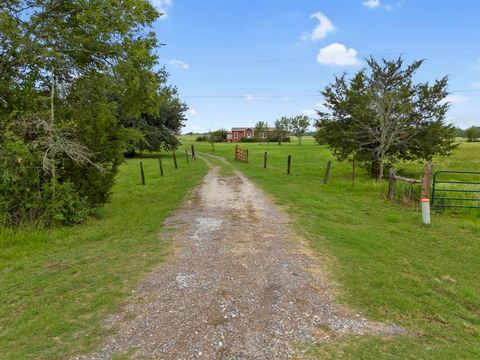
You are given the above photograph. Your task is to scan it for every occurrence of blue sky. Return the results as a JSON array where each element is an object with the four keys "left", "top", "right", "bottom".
[{"left": 152, "top": 0, "right": 480, "bottom": 132}]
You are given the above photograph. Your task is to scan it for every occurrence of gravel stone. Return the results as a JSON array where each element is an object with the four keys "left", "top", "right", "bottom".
[{"left": 76, "top": 159, "right": 405, "bottom": 359}]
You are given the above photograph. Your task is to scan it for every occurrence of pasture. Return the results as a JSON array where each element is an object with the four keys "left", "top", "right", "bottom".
[
  {"left": 184, "top": 138, "right": 480, "bottom": 359},
  {"left": 1, "top": 137, "right": 478, "bottom": 359},
  {"left": 0, "top": 156, "right": 208, "bottom": 359}
]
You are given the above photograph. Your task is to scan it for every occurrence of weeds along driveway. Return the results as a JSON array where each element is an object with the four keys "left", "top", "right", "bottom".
[{"left": 77, "top": 158, "right": 405, "bottom": 359}]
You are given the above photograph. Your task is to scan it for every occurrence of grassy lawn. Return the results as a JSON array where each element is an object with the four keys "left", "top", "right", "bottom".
[
  {"left": 0, "top": 155, "right": 208, "bottom": 359},
  {"left": 189, "top": 138, "right": 480, "bottom": 359}
]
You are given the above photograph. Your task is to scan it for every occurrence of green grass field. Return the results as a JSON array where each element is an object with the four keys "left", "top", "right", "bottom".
[
  {"left": 1, "top": 138, "right": 479, "bottom": 359},
  {"left": 0, "top": 155, "right": 208, "bottom": 359},
  {"left": 185, "top": 138, "right": 480, "bottom": 359}
]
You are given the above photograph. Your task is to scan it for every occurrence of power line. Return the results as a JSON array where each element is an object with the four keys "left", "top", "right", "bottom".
[
  {"left": 183, "top": 89, "right": 480, "bottom": 99},
  {"left": 168, "top": 47, "right": 480, "bottom": 66}
]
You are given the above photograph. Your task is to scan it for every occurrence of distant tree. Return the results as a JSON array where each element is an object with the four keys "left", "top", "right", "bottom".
[
  {"left": 209, "top": 129, "right": 227, "bottom": 142},
  {"left": 290, "top": 115, "right": 310, "bottom": 145},
  {"left": 465, "top": 126, "right": 480, "bottom": 142},
  {"left": 254, "top": 121, "right": 267, "bottom": 142},
  {"left": 195, "top": 135, "right": 208, "bottom": 142},
  {"left": 454, "top": 127, "right": 465, "bottom": 138},
  {"left": 315, "top": 57, "right": 457, "bottom": 179},
  {"left": 274, "top": 117, "right": 290, "bottom": 145}
]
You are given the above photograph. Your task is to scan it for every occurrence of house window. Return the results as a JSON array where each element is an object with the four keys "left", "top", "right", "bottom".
[
  {"left": 234, "top": 132, "right": 238, "bottom": 138},
  {"left": 261, "top": 132, "right": 266, "bottom": 138},
  {"left": 246, "top": 131, "right": 252, "bottom": 138}
]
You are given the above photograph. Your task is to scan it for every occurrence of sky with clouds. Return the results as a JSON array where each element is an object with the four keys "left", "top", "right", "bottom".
[{"left": 152, "top": 0, "right": 480, "bottom": 132}]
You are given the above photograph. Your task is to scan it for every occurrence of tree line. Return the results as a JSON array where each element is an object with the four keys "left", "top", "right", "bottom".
[
  {"left": 0, "top": 1, "right": 187, "bottom": 227},
  {"left": 197, "top": 115, "right": 312, "bottom": 145}
]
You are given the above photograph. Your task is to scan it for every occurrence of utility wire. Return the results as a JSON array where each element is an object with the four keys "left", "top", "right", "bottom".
[
  {"left": 172, "top": 47, "right": 480, "bottom": 66},
  {"left": 183, "top": 89, "right": 480, "bottom": 99}
]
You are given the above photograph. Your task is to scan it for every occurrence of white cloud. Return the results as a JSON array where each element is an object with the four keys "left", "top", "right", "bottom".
[
  {"left": 300, "top": 12, "right": 336, "bottom": 42},
  {"left": 151, "top": 0, "right": 173, "bottom": 19},
  {"left": 282, "top": 96, "right": 291, "bottom": 102},
  {"left": 363, "top": 0, "right": 381, "bottom": 8},
  {"left": 244, "top": 94, "right": 254, "bottom": 101},
  {"left": 317, "top": 43, "right": 360, "bottom": 66},
  {"left": 188, "top": 108, "right": 198, "bottom": 116},
  {"left": 440, "top": 94, "right": 469, "bottom": 105},
  {"left": 169, "top": 59, "right": 189, "bottom": 69},
  {"left": 472, "top": 81, "right": 480, "bottom": 88}
]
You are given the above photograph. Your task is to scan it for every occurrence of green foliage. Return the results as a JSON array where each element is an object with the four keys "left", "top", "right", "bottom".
[
  {"left": 254, "top": 121, "right": 268, "bottom": 141},
  {"left": 289, "top": 115, "right": 311, "bottom": 145},
  {"left": 0, "top": 1, "right": 186, "bottom": 226},
  {"left": 41, "top": 181, "right": 90, "bottom": 226},
  {"left": 209, "top": 129, "right": 228, "bottom": 142},
  {"left": 465, "top": 126, "right": 480, "bottom": 142},
  {"left": 240, "top": 137, "right": 255, "bottom": 143},
  {"left": 196, "top": 135, "right": 209, "bottom": 142},
  {"left": 122, "top": 83, "right": 189, "bottom": 153},
  {"left": 0, "top": 130, "right": 41, "bottom": 226},
  {"left": 315, "top": 57, "right": 457, "bottom": 179}
]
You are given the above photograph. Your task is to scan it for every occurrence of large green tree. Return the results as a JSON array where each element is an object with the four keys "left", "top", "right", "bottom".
[
  {"left": 0, "top": 0, "right": 182, "bottom": 226},
  {"left": 314, "top": 57, "right": 457, "bottom": 179}
]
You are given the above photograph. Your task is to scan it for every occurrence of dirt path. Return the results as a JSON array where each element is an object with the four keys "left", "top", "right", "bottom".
[{"left": 78, "top": 158, "right": 404, "bottom": 359}]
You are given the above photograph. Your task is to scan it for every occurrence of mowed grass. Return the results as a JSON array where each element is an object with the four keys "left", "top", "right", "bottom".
[
  {"left": 0, "top": 155, "right": 208, "bottom": 359},
  {"left": 190, "top": 138, "right": 480, "bottom": 359}
]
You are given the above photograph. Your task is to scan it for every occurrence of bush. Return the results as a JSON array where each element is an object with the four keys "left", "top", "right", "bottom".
[
  {"left": 196, "top": 135, "right": 208, "bottom": 142},
  {"left": 240, "top": 138, "right": 254, "bottom": 143},
  {"left": 41, "top": 181, "right": 90, "bottom": 226}
]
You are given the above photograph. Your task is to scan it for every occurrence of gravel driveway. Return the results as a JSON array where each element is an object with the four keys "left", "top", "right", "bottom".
[{"left": 77, "top": 158, "right": 404, "bottom": 359}]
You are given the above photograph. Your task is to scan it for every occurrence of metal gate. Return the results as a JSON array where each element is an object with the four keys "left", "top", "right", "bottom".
[{"left": 431, "top": 171, "right": 480, "bottom": 210}]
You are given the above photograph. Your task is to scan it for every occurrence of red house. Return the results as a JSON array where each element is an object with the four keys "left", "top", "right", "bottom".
[
  {"left": 227, "top": 127, "right": 254, "bottom": 142},
  {"left": 226, "top": 127, "right": 287, "bottom": 142}
]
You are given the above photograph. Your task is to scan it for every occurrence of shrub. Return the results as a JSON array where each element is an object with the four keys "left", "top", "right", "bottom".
[
  {"left": 41, "top": 181, "right": 90, "bottom": 226},
  {"left": 196, "top": 135, "right": 208, "bottom": 142}
]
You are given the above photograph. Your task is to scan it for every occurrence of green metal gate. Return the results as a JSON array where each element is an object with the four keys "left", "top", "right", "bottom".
[{"left": 431, "top": 170, "right": 480, "bottom": 210}]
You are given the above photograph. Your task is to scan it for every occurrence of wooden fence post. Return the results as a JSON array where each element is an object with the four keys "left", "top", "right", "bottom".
[
  {"left": 246, "top": 149, "right": 249, "bottom": 163},
  {"left": 191, "top": 145, "right": 195, "bottom": 160},
  {"left": 264, "top": 152, "right": 267, "bottom": 168},
  {"left": 185, "top": 149, "right": 189, "bottom": 164},
  {"left": 421, "top": 162, "right": 433, "bottom": 199},
  {"left": 140, "top": 161, "right": 145, "bottom": 185},
  {"left": 323, "top": 160, "right": 332, "bottom": 184},
  {"left": 173, "top": 151, "right": 178, "bottom": 169},
  {"left": 287, "top": 155, "right": 292, "bottom": 175},
  {"left": 235, "top": 145, "right": 238, "bottom": 160},
  {"left": 388, "top": 168, "right": 397, "bottom": 199},
  {"left": 159, "top": 157, "right": 164, "bottom": 176}
]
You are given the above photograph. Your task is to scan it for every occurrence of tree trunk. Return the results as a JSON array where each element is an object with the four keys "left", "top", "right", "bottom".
[{"left": 378, "top": 159, "right": 384, "bottom": 180}]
